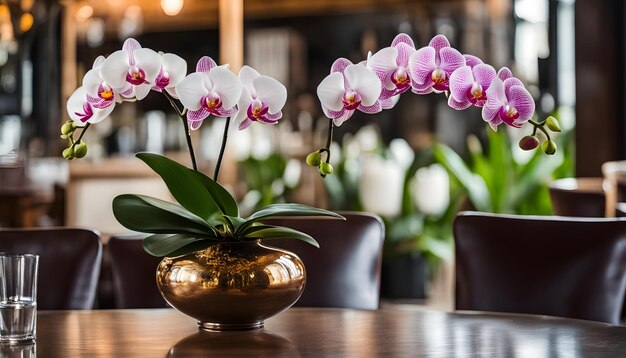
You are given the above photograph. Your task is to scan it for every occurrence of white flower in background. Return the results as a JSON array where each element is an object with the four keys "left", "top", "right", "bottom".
[
  {"left": 359, "top": 155, "right": 404, "bottom": 218},
  {"left": 354, "top": 124, "right": 381, "bottom": 152},
  {"left": 234, "top": 66, "right": 287, "bottom": 130},
  {"left": 411, "top": 164, "right": 450, "bottom": 217},
  {"left": 389, "top": 138, "right": 415, "bottom": 170},
  {"left": 283, "top": 159, "right": 301, "bottom": 188}
]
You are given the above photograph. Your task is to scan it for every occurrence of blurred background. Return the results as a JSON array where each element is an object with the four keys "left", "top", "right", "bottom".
[{"left": 0, "top": 0, "right": 620, "bottom": 305}]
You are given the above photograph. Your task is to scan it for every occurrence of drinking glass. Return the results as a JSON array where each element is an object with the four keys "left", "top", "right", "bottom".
[{"left": 0, "top": 254, "right": 39, "bottom": 343}]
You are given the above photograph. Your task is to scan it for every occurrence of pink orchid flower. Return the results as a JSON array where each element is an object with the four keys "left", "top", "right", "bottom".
[
  {"left": 176, "top": 56, "right": 242, "bottom": 130},
  {"left": 464, "top": 54, "right": 484, "bottom": 69},
  {"left": 152, "top": 52, "right": 187, "bottom": 98},
  {"left": 66, "top": 56, "right": 118, "bottom": 124},
  {"left": 448, "top": 63, "right": 496, "bottom": 110},
  {"left": 367, "top": 33, "right": 417, "bottom": 104},
  {"left": 100, "top": 38, "right": 161, "bottom": 101},
  {"left": 234, "top": 66, "right": 287, "bottom": 130},
  {"left": 67, "top": 86, "right": 115, "bottom": 125},
  {"left": 317, "top": 58, "right": 382, "bottom": 126},
  {"left": 408, "top": 34, "right": 465, "bottom": 94},
  {"left": 481, "top": 77, "right": 535, "bottom": 130}
]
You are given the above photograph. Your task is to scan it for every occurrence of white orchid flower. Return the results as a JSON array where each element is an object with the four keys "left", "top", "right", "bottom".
[
  {"left": 100, "top": 38, "right": 161, "bottom": 101},
  {"left": 66, "top": 86, "right": 115, "bottom": 125},
  {"left": 66, "top": 56, "right": 118, "bottom": 125},
  {"left": 316, "top": 58, "right": 382, "bottom": 126},
  {"left": 152, "top": 52, "right": 187, "bottom": 98},
  {"left": 234, "top": 66, "right": 287, "bottom": 130},
  {"left": 176, "top": 56, "right": 242, "bottom": 130}
]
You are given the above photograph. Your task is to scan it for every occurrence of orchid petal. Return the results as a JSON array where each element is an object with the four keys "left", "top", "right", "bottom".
[
  {"left": 196, "top": 56, "right": 217, "bottom": 73},
  {"left": 265, "top": 111, "right": 282, "bottom": 121},
  {"left": 101, "top": 50, "right": 130, "bottom": 89},
  {"left": 395, "top": 43, "right": 415, "bottom": 67},
  {"left": 317, "top": 72, "right": 345, "bottom": 111},
  {"left": 358, "top": 101, "right": 382, "bottom": 114},
  {"left": 238, "top": 117, "right": 253, "bottom": 130},
  {"left": 448, "top": 94, "right": 472, "bottom": 110},
  {"left": 93, "top": 55, "right": 105, "bottom": 68},
  {"left": 133, "top": 48, "right": 161, "bottom": 82},
  {"left": 216, "top": 106, "right": 238, "bottom": 117},
  {"left": 473, "top": 64, "right": 497, "bottom": 87},
  {"left": 238, "top": 66, "right": 260, "bottom": 97},
  {"left": 507, "top": 85, "right": 535, "bottom": 122},
  {"left": 504, "top": 77, "right": 524, "bottom": 93},
  {"left": 122, "top": 38, "right": 141, "bottom": 54},
  {"left": 238, "top": 87, "right": 253, "bottom": 109},
  {"left": 187, "top": 107, "right": 210, "bottom": 124},
  {"left": 482, "top": 78, "right": 505, "bottom": 123},
  {"left": 176, "top": 72, "right": 208, "bottom": 111},
  {"left": 89, "top": 104, "right": 115, "bottom": 124},
  {"left": 254, "top": 75, "right": 287, "bottom": 114},
  {"left": 343, "top": 64, "right": 381, "bottom": 107},
  {"left": 188, "top": 119, "right": 205, "bottom": 131},
  {"left": 331, "top": 58, "right": 353, "bottom": 74},
  {"left": 332, "top": 109, "right": 354, "bottom": 127},
  {"left": 411, "top": 85, "right": 434, "bottom": 95},
  {"left": 67, "top": 87, "right": 88, "bottom": 123},
  {"left": 464, "top": 54, "right": 483, "bottom": 68},
  {"left": 439, "top": 47, "right": 465, "bottom": 73},
  {"left": 368, "top": 47, "right": 397, "bottom": 76},
  {"left": 82, "top": 69, "right": 102, "bottom": 94},
  {"left": 381, "top": 95, "right": 400, "bottom": 109},
  {"left": 429, "top": 34, "right": 451, "bottom": 54},
  {"left": 409, "top": 47, "right": 436, "bottom": 85},
  {"left": 497, "top": 67, "right": 513, "bottom": 81},
  {"left": 209, "top": 66, "right": 242, "bottom": 110},
  {"left": 134, "top": 84, "right": 152, "bottom": 100},
  {"left": 448, "top": 66, "right": 473, "bottom": 102},
  {"left": 162, "top": 53, "right": 187, "bottom": 88},
  {"left": 322, "top": 105, "right": 345, "bottom": 120},
  {"left": 392, "top": 33, "right": 415, "bottom": 48}
]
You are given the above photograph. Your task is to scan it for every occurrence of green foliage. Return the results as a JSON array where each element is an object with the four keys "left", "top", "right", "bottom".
[
  {"left": 113, "top": 153, "right": 344, "bottom": 257},
  {"left": 239, "top": 154, "right": 288, "bottom": 209}
]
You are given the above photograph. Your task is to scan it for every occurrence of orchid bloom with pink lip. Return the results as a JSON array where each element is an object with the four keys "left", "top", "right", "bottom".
[
  {"left": 481, "top": 77, "right": 535, "bottom": 130},
  {"left": 317, "top": 58, "right": 382, "bottom": 126},
  {"left": 66, "top": 56, "right": 118, "bottom": 125},
  {"left": 234, "top": 66, "right": 287, "bottom": 130},
  {"left": 409, "top": 34, "right": 466, "bottom": 94},
  {"left": 448, "top": 63, "right": 496, "bottom": 110},
  {"left": 100, "top": 38, "right": 161, "bottom": 101},
  {"left": 152, "top": 52, "right": 187, "bottom": 98},
  {"left": 367, "top": 33, "right": 416, "bottom": 103},
  {"left": 175, "top": 56, "right": 242, "bottom": 130}
]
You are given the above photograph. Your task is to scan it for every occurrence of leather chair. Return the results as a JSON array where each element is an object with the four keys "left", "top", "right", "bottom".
[
  {"left": 0, "top": 227, "right": 102, "bottom": 310},
  {"left": 106, "top": 233, "right": 169, "bottom": 308},
  {"left": 548, "top": 177, "right": 606, "bottom": 217},
  {"left": 454, "top": 211, "right": 626, "bottom": 324},
  {"left": 264, "top": 212, "right": 385, "bottom": 310}
]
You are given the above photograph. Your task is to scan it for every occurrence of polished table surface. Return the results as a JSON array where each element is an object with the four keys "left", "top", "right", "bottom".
[{"left": 6, "top": 307, "right": 626, "bottom": 357}]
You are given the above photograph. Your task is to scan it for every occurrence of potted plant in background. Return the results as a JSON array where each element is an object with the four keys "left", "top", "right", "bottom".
[{"left": 62, "top": 39, "right": 343, "bottom": 331}]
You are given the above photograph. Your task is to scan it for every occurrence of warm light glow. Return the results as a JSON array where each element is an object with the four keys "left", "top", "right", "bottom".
[
  {"left": 161, "top": 0, "right": 183, "bottom": 16},
  {"left": 76, "top": 5, "right": 93, "bottom": 20},
  {"left": 20, "top": 13, "right": 33, "bottom": 32}
]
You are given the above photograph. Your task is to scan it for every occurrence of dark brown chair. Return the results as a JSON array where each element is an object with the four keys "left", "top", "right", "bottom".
[
  {"left": 548, "top": 177, "right": 605, "bottom": 217},
  {"left": 264, "top": 212, "right": 385, "bottom": 310},
  {"left": 0, "top": 227, "right": 102, "bottom": 310},
  {"left": 107, "top": 233, "right": 169, "bottom": 309},
  {"left": 454, "top": 211, "right": 626, "bottom": 324}
]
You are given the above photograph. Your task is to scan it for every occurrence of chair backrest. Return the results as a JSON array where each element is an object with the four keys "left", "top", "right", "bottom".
[
  {"left": 602, "top": 161, "right": 626, "bottom": 217},
  {"left": 0, "top": 228, "right": 102, "bottom": 310},
  {"left": 263, "top": 212, "right": 385, "bottom": 310},
  {"left": 548, "top": 177, "right": 606, "bottom": 217},
  {"left": 454, "top": 211, "right": 626, "bottom": 324},
  {"left": 106, "top": 234, "right": 169, "bottom": 309}
]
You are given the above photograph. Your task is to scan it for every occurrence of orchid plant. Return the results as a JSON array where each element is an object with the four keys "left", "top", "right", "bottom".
[
  {"left": 61, "top": 38, "right": 343, "bottom": 258},
  {"left": 308, "top": 33, "right": 561, "bottom": 176}
]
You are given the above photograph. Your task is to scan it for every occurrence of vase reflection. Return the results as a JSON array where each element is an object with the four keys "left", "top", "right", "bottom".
[{"left": 167, "top": 330, "right": 300, "bottom": 357}]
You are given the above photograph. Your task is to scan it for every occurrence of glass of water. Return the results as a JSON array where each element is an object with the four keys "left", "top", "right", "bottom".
[{"left": 0, "top": 254, "right": 38, "bottom": 344}]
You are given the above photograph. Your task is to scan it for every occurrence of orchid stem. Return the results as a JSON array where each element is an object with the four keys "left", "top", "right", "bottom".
[
  {"left": 214, "top": 116, "right": 231, "bottom": 182},
  {"left": 163, "top": 91, "right": 197, "bottom": 171},
  {"left": 324, "top": 118, "right": 334, "bottom": 163},
  {"left": 72, "top": 123, "right": 91, "bottom": 149},
  {"left": 529, "top": 119, "right": 551, "bottom": 141}
]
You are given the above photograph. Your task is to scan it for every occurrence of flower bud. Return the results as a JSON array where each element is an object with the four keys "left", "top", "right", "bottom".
[
  {"left": 541, "top": 140, "right": 557, "bottom": 155},
  {"left": 62, "top": 147, "right": 75, "bottom": 160},
  {"left": 319, "top": 162, "right": 333, "bottom": 176},
  {"left": 306, "top": 151, "right": 322, "bottom": 167},
  {"left": 519, "top": 135, "right": 540, "bottom": 151},
  {"left": 545, "top": 116, "right": 561, "bottom": 132},
  {"left": 61, "top": 122, "right": 75, "bottom": 135},
  {"left": 74, "top": 141, "right": 88, "bottom": 158}
]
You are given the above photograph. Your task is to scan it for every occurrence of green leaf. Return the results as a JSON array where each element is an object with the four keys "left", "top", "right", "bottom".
[
  {"left": 189, "top": 170, "right": 239, "bottom": 217},
  {"left": 238, "top": 224, "right": 276, "bottom": 237},
  {"left": 113, "top": 194, "right": 217, "bottom": 236},
  {"left": 166, "top": 241, "right": 216, "bottom": 257},
  {"left": 434, "top": 144, "right": 492, "bottom": 212},
  {"left": 143, "top": 234, "right": 215, "bottom": 257},
  {"left": 245, "top": 226, "right": 320, "bottom": 248},
  {"left": 237, "top": 203, "right": 344, "bottom": 235},
  {"left": 223, "top": 215, "right": 245, "bottom": 233},
  {"left": 135, "top": 153, "right": 226, "bottom": 220}
]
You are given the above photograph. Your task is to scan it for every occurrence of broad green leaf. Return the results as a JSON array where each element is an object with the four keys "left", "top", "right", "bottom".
[
  {"left": 143, "top": 234, "right": 214, "bottom": 257},
  {"left": 486, "top": 130, "right": 511, "bottom": 213},
  {"left": 238, "top": 224, "right": 276, "bottom": 237},
  {"left": 165, "top": 240, "right": 217, "bottom": 257},
  {"left": 223, "top": 215, "right": 245, "bottom": 233},
  {"left": 245, "top": 226, "right": 320, "bottom": 248},
  {"left": 510, "top": 149, "right": 563, "bottom": 207},
  {"left": 135, "top": 152, "right": 222, "bottom": 220},
  {"left": 238, "top": 203, "right": 344, "bottom": 235},
  {"left": 434, "top": 144, "right": 492, "bottom": 212},
  {"left": 189, "top": 169, "right": 239, "bottom": 217},
  {"left": 113, "top": 194, "right": 216, "bottom": 236}
]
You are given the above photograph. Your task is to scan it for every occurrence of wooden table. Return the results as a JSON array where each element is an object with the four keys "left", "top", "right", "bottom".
[{"left": 6, "top": 308, "right": 626, "bottom": 357}]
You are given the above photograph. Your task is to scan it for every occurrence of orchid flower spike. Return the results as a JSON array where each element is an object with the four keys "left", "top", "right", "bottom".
[
  {"left": 367, "top": 33, "right": 416, "bottom": 109},
  {"left": 176, "top": 56, "right": 242, "bottom": 130},
  {"left": 152, "top": 52, "right": 187, "bottom": 98},
  {"left": 317, "top": 58, "right": 382, "bottom": 126},
  {"left": 482, "top": 77, "right": 535, "bottom": 130},
  {"left": 409, "top": 34, "right": 465, "bottom": 94},
  {"left": 100, "top": 38, "right": 161, "bottom": 101},
  {"left": 67, "top": 56, "right": 117, "bottom": 124},
  {"left": 234, "top": 66, "right": 287, "bottom": 130},
  {"left": 448, "top": 63, "right": 496, "bottom": 110}
]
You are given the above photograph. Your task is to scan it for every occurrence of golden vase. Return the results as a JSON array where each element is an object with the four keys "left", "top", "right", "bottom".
[{"left": 156, "top": 240, "right": 306, "bottom": 331}]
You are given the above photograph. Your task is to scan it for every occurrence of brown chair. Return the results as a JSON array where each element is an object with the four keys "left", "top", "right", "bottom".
[
  {"left": 264, "top": 212, "right": 385, "bottom": 310},
  {"left": 0, "top": 227, "right": 102, "bottom": 310},
  {"left": 106, "top": 233, "right": 169, "bottom": 309},
  {"left": 548, "top": 177, "right": 606, "bottom": 217},
  {"left": 454, "top": 211, "right": 626, "bottom": 324}
]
